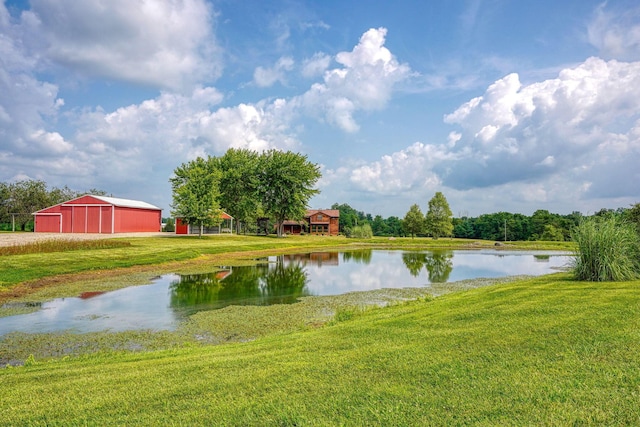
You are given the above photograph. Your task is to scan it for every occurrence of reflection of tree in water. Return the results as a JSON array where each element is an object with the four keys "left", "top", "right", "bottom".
[
  {"left": 169, "top": 260, "right": 310, "bottom": 313},
  {"left": 169, "top": 273, "right": 224, "bottom": 309},
  {"left": 402, "top": 252, "right": 426, "bottom": 277},
  {"left": 424, "top": 251, "right": 453, "bottom": 283},
  {"left": 342, "top": 249, "right": 373, "bottom": 264},
  {"left": 401, "top": 251, "right": 453, "bottom": 282},
  {"left": 260, "top": 256, "right": 310, "bottom": 304}
]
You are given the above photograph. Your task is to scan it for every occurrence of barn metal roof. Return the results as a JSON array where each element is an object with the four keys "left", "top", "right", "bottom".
[{"left": 91, "top": 195, "right": 161, "bottom": 210}]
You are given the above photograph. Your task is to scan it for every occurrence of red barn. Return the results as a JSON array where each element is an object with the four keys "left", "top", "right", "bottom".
[
  {"left": 33, "top": 195, "right": 162, "bottom": 234},
  {"left": 175, "top": 212, "right": 234, "bottom": 235}
]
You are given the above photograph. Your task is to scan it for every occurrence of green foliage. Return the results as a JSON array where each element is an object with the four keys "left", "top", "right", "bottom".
[
  {"left": 370, "top": 215, "right": 388, "bottom": 236},
  {"left": 348, "top": 223, "right": 373, "bottom": 239},
  {"left": 453, "top": 217, "right": 476, "bottom": 238},
  {"left": 331, "top": 203, "right": 369, "bottom": 233},
  {"left": 384, "top": 216, "right": 404, "bottom": 236},
  {"left": 454, "top": 210, "right": 582, "bottom": 242},
  {"left": 628, "top": 202, "right": 640, "bottom": 234},
  {"left": 425, "top": 192, "right": 453, "bottom": 239},
  {"left": 403, "top": 204, "right": 425, "bottom": 238},
  {"left": 571, "top": 216, "right": 640, "bottom": 281},
  {"left": 163, "top": 218, "right": 175, "bottom": 232},
  {"left": 170, "top": 156, "right": 223, "bottom": 237},
  {"left": 0, "top": 180, "right": 49, "bottom": 231},
  {"left": 258, "top": 150, "right": 321, "bottom": 237},
  {"left": 214, "top": 149, "right": 261, "bottom": 233},
  {"left": 539, "top": 224, "right": 564, "bottom": 241}
]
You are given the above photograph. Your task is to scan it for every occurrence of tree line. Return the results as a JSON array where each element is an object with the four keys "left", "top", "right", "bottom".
[
  {"left": 332, "top": 192, "right": 454, "bottom": 239},
  {"left": 333, "top": 197, "right": 640, "bottom": 241},
  {"left": 170, "top": 149, "right": 321, "bottom": 237},
  {"left": 0, "top": 180, "right": 106, "bottom": 231},
  {"left": 453, "top": 206, "right": 640, "bottom": 242}
]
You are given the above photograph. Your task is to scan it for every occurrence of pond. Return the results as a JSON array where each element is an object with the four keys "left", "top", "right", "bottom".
[{"left": 0, "top": 249, "right": 571, "bottom": 335}]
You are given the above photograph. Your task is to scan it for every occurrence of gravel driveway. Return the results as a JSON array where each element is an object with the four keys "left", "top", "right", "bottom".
[{"left": 0, "top": 232, "right": 169, "bottom": 247}]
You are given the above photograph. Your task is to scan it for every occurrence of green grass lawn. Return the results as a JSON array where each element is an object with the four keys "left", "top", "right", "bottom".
[{"left": 1, "top": 273, "right": 638, "bottom": 426}]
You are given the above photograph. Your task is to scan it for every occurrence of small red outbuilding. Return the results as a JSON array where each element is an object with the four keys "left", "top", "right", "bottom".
[
  {"left": 33, "top": 195, "right": 162, "bottom": 234},
  {"left": 175, "top": 211, "right": 234, "bottom": 235}
]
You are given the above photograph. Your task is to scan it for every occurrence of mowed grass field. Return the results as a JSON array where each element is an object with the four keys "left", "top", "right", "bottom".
[{"left": 1, "top": 234, "right": 638, "bottom": 425}]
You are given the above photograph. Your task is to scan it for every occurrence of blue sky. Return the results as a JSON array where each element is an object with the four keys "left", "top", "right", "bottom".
[{"left": 1, "top": 0, "right": 639, "bottom": 218}]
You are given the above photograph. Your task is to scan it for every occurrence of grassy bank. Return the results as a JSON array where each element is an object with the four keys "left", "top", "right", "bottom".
[{"left": 1, "top": 273, "right": 638, "bottom": 425}]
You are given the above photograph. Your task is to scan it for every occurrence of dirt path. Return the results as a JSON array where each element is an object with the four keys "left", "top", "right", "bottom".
[{"left": 0, "top": 232, "right": 169, "bottom": 247}]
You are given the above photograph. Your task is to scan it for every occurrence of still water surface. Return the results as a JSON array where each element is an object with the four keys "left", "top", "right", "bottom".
[{"left": 0, "top": 249, "right": 570, "bottom": 335}]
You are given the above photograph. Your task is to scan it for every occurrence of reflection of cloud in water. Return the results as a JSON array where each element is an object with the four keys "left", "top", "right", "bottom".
[
  {"left": 306, "top": 252, "right": 430, "bottom": 294},
  {"left": 448, "top": 251, "right": 570, "bottom": 281},
  {"left": 304, "top": 250, "right": 570, "bottom": 295},
  {"left": 0, "top": 277, "right": 179, "bottom": 335}
]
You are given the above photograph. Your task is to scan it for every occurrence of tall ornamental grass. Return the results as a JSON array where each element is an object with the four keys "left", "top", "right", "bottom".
[{"left": 571, "top": 216, "right": 640, "bottom": 281}]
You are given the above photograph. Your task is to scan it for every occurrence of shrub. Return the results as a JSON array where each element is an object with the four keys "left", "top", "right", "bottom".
[
  {"left": 571, "top": 216, "right": 640, "bottom": 281},
  {"left": 163, "top": 218, "right": 175, "bottom": 232},
  {"left": 349, "top": 224, "right": 373, "bottom": 239}
]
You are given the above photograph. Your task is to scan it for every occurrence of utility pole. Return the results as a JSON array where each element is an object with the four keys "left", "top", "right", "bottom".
[{"left": 504, "top": 219, "right": 507, "bottom": 242}]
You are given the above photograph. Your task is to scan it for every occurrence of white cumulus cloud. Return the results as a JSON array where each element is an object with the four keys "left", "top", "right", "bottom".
[
  {"left": 325, "top": 56, "right": 640, "bottom": 214},
  {"left": 253, "top": 56, "right": 295, "bottom": 87},
  {"left": 295, "top": 27, "right": 411, "bottom": 132},
  {"left": 22, "top": 0, "right": 221, "bottom": 90},
  {"left": 588, "top": 2, "right": 640, "bottom": 61},
  {"left": 302, "top": 52, "right": 331, "bottom": 78},
  {"left": 349, "top": 142, "right": 453, "bottom": 194}
]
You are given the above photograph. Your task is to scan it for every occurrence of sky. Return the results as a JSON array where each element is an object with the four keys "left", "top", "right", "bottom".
[{"left": 1, "top": 0, "right": 640, "bottom": 218}]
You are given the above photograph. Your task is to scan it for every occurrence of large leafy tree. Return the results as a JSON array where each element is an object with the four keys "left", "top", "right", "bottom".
[
  {"left": 403, "top": 204, "right": 425, "bottom": 238},
  {"left": 371, "top": 215, "right": 389, "bottom": 236},
  {"left": 257, "top": 150, "right": 321, "bottom": 237},
  {"left": 425, "top": 192, "right": 453, "bottom": 239},
  {"left": 170, "top": 156, "right": 222, "bottom": 238},
  {"left": 6, "top": 180, "right": 49, "bottom": 230},
  {"left": 385, "top": 216, "right": 404, "bottom": 237},
  {"left": 214, "top": 148, "right": 261, "bottom": 233}
]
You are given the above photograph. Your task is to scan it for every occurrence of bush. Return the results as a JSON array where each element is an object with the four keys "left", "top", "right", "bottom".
[
  {"left": 349, "top": 224, "right": 373, "bottom": 239},
  {"left": 571, "top": 216, "right": 640, "bottom": 281},
  {"left": 163, "top": 218, "right": 175, "bottom": 232}
]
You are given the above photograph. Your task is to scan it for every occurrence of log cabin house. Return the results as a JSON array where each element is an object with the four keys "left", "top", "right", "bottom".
[{"left": 280, "top": 209, "right": 340, "bottom": 236}]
